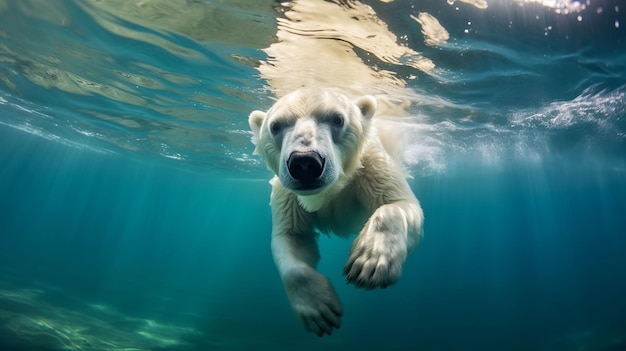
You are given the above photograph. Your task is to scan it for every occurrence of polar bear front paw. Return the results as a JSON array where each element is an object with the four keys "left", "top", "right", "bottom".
[
  {"left": 343, "top": 220, "right": 408, "bottom": 289},
  {"left": 283, "top": 267, "right": 343, "bottom": 336}
]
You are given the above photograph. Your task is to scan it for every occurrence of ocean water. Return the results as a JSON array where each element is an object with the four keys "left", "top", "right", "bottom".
[{"left": 1, "top": 0, "right": 625, "bottom": 350}]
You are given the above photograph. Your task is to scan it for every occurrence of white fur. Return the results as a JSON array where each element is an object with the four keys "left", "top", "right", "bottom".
[{"left": 249, "top": 87, "right": 424, "bottom": 337}]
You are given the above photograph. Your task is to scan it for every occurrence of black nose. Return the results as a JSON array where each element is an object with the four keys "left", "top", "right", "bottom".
[{"left": 287, "top": 151, "right": 325, "bottom": 181}]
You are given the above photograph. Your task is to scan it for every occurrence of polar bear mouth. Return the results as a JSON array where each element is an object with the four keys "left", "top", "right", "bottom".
[{"left": 286, "top": 151, "right": 326, "bottom": 186}]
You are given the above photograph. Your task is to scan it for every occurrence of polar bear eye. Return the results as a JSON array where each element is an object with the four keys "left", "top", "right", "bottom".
[
  {"left": 270, "top": 121, "right": 282, "bottom": 134},
  {"left": 330, "top": 114, "right": 344, "bottom": 127}
]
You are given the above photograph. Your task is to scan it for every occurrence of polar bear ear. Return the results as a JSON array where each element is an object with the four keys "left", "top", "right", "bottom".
[
  {"left": 354, "top": 95, "right": 377, "bottom": 120},
  {"left": 248, "top": 110, "right": 266, "bottom": 142}
]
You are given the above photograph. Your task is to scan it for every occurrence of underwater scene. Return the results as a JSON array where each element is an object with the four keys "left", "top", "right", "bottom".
[{"left": 1, "top": 0, "right": 625, "bottom": 350}]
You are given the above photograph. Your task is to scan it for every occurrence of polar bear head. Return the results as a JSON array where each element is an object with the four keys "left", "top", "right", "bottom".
[{"left": 249, "top": 88, "right": 376, "bottom": 199}]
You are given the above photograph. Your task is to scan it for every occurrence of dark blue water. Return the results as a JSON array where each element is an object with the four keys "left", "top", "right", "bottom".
[{"left": 1, "top": 1, "right": 626, "bottom": 350}]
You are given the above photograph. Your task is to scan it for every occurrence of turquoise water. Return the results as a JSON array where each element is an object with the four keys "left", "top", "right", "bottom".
[{"left": 1, "top": 0, "right": 625, "bottom": 350}]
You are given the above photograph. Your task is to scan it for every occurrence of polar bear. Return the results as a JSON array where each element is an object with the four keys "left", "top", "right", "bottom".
[{"left": 249, "top": 87, "right": 424, "bottom": 336}]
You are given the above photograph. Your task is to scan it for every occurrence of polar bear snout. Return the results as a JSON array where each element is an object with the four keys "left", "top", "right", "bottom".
[{"left": 287, "top": 151, "right": 325, "bottom": 183}]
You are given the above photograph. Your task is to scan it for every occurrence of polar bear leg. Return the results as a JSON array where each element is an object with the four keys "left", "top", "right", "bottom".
[
  {"left": 344, "top": 201, "right": 422, "bottom": 289},
  {"left": 272, "top": 232, "right": 343, "bottom": 336}
]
